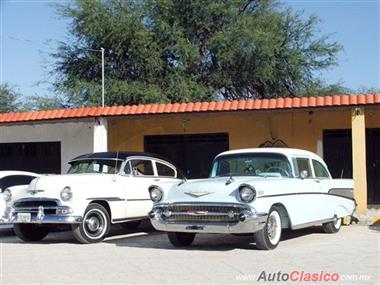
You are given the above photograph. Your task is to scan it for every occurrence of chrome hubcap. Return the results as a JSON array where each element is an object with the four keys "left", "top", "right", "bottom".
[
  {"left": 83, "top": 210, "right": 106, "bottom": 238},
  {"left": 86, "top": 217, "right": 100, "bottom": 231},
  {"left": 267, "top": 216, "right": 277, "bottom": 240}
]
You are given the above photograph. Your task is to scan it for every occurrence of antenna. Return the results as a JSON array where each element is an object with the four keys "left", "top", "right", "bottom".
[
  {"left": 112, "top": 151, "right": 119, "bottom": 181},
  {"left": 115, "top": 151, "right": 119, "bottom": 174}
]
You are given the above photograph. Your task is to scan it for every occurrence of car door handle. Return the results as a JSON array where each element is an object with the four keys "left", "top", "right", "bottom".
[
  {"left": 154, "top": 179, "right": 160, "bottom": 182},
  {"left": 314, "top": 180, "right": 321, "bottom": 183}
]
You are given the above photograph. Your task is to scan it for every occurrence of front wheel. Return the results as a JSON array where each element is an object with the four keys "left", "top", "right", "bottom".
[
  {"left": 254, "top": 207, "right": 282, "bottom": 250},
  {"left": 14, "top": 224, "right": 49, "bottom": 242},
  {"left": 72, "top": 203, "right": 110, "bottom": 244},
  {"left": 168, "top": 232, "right": 196, "bottom": 247},
  {"left": 322, "top": 217, "right": 342, "bottom": 233}
]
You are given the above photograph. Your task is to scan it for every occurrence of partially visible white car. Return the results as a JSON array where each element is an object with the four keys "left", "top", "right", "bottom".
[
  {"left": 0, "top": 171, "right": 39, "bottom": 222},
  {"left": 149, "top": 148, "right": 356, "bottom": 250},
  {"left": 3, "top": 152, "right": 181, "bottom": 243}
]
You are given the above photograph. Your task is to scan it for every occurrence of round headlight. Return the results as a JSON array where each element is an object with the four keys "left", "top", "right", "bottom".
[
  {"left": 239, "top": 185, "right": 256, "bottom": 203},
  {"left": 3, "top": 188, "right": 12, "bottom": 202},
  {"left": 149, "top": 186, "right": 163, "bottom": 202},
  {"left": 60, "top": 186, "right": 72, "bottom": 201}
]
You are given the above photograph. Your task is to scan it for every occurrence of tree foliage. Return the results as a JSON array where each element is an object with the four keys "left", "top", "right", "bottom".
[
  {"left": 20, "top": 95, "right": 67, "bottom": 111},
  {"left": 53, "top": 0, "right": 343, "bottom": 106},
  {"left": 0, "top": 84, "right": 20, "bottom": 113}
]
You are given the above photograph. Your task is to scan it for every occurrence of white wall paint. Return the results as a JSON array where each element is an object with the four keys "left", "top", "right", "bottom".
[
  {"left": 317, "top": 140, "right": 323, "bottom": 158},
  {"left": 0, "top": 120, "right": 95, "bottom": 173},
  {"left": 93, "top": 117, "right": 108, "bottom": 152}
]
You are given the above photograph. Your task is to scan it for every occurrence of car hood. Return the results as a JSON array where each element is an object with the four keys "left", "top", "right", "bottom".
[
  {"left": 18, "top": 174, "right": 116, "bottom": 199},
  {"left": 163, "top": 176, "right": 261, "bottom": 203}
]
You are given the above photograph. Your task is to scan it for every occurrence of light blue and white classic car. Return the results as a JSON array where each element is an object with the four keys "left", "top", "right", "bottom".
[{"left": 148, "top": 148, "right": 356, "bottom": 250}]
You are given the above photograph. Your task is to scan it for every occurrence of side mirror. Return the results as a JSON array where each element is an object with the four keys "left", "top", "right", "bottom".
[{"left": 300, "top": 170, "right": 308, "bottom": 179}]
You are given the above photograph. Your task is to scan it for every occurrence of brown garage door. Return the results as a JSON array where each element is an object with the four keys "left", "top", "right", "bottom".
[
  {"left": 0, "top": 142, "right": 61, "bottom": 174},
  {"left": 144, "top": 133, "right": 229, "bottom": 179}
]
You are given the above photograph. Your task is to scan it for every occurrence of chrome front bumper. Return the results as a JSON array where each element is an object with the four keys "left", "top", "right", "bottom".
[
  {"left": 1, "top": 206, "right": 82, "bottom": 224},
  {"left": 149, "top": 203, "right": 268, "bottom": 234}
]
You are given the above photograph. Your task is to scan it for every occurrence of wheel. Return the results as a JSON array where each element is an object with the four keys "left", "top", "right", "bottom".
[
  {"left": 254, "top": 206, "right": 282, "bottom": 250},
  {"left": 72, "top": 203, "right": 110, "bottom": 244},
  {"left": 167, "top": 232, "right": 196, "bottom": 247},
  {"left": 120, "top": 220, "right": 141, "bottom": 230},
  {"left": 322, "top": 217, "right": 342, "bottom": 233},
  {"left": 13, "top": 224, "right": 49, "bottom": 242}
]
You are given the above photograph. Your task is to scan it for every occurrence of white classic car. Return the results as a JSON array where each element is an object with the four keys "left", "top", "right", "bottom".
[
  {"left": 0, "top": 171, "right": 39, "bottom": 222},
  {"left": 3, "top": 152, "right": 180, "bottom": 243},
  {"left": 149, "top": 148, "right": 356, "bottom": 250}
]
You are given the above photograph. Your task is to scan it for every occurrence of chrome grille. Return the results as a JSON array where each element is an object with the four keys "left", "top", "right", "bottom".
[
  {"left": 13, "top": 199, "right": 59, "bottom": 215},
  {"left": 162, "top": 203, "right": 247, "bottom": 223},
  {"left": 169, "top": 204, "right": 238, "bottom": 213}
]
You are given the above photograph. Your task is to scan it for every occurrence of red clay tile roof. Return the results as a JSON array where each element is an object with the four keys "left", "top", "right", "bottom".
[{"left": 0, "top": 93, "right": 379, "bottom": 124}]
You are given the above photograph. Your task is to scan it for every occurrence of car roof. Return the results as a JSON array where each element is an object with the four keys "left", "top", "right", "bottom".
[
  {"left": 0, "top": 171, "right": 39, "bottom": 179},
  {"left": 216, "top": 148, "right": 322, "bottom": 160},
  {"left": 69, "top": 151, "right": 172, "bottom": 164}
]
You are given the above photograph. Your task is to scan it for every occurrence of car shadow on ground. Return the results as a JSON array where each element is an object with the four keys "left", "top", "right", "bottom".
[
  {"left": 104, "top": 223, "right": 323, "bottom": 251},
  {"left": 0, "top": 220, "right": 156, "bottom": 244},
  {"left": 1, "top": 221, "right": 326, "bottom": 249},
  {"left": 368, "top": 224, "right": 380, "bottom": 232}
]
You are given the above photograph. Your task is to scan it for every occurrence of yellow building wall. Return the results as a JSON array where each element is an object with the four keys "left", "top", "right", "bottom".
[{"left": 108, "top": 109, "right": 353, "bottom": 153}]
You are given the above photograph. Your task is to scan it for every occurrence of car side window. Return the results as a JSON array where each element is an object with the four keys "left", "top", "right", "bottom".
[
  {"left": 156, "top": 162, "right": 176, "bottom": 178},
  {"left": 124, "top": 161, "right": 132, "bottom": 174},
  {"left": 130, "top": 159, "right": 154, "bottom": 176},
  {"left": 312, "top": 160, "right": 330, "bottom": 178},
  {"left": 293, "top": 158, "right": 312, "bottom": 178},
  {"left": 0, "top": 175, "right": 36, "bottom": 190}
]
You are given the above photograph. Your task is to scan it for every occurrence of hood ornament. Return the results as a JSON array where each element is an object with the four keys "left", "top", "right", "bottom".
[
  {"left": 27, "top": 189, "right": 45, "bottom": 195},
  {"left": 184, "top": 191, "right": 213, "bottom": 198}
]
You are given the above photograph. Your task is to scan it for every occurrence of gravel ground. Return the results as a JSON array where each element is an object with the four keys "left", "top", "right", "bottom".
[{"left": 0, "top": 222, "right": 379, "bottom": 285}]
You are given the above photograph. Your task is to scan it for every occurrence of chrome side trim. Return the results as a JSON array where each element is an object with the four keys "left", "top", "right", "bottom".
[
  {"left": 86, "top": 197, "right": 125, "bottom": 201},
  {"left": 291, "top": 218, "right": 335, "bottom": 230},
  {"left": 328, "top": 188, "right": 354, "bottom": 200},
  {"left": 112, "top": 216, "right": 146, "bottom": 223},
  {"left": 259, "top": 192, "right": 356, "bottom": 201}
]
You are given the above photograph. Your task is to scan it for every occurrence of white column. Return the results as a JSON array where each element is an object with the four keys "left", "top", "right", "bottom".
[{"left": 93, "top": 117, "right": 108, "bottom": 152}]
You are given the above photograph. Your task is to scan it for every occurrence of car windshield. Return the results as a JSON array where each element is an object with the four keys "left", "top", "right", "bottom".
[
  {"left": 210, "top": 153, "right": 292, "bottom": 178},
  {"left": 67, "top": 159, "right": 122, "bottom": 174}
]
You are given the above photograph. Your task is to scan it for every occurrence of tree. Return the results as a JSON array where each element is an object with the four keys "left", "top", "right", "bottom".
[
  {"left": 0, "top": 83, "right": 20, "bottom": 113},
  {"left": 21, "top": 95, "right": 67, "bottom": 111},
  {"left": 53, "top": 0, "right": 343, "bottom": 106}
]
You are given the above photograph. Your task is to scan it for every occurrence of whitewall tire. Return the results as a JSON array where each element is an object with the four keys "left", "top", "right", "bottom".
[
  {"left": 254, "top": 206, "right": 282, "bottom": 250},
  {"left": 72, "top": 203, "right": 110, "bottom": 244},
  {"left": 322, "top": 217, "right": 342, "bottom": 233}
]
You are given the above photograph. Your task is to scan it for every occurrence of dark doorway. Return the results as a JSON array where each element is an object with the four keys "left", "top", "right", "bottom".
[
  {"left": 323, "top": 130, "right": 352, "bottom": 179},
  {"left": 144, "top": 133, "right": 229, "bottom": 179},
  {"left": 0, "top": 142, "right": 61, "bottom": 174},
  {"left": 366, "top": 129, "right": 380, "bottom": 204},
  {"left": 323, "top": 129, "right": 380, "bottom": 204}
]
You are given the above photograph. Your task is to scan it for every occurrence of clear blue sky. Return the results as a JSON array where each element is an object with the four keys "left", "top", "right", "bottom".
[{"left": 0, "top": 0, "right": 379, "bottom": 100}]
